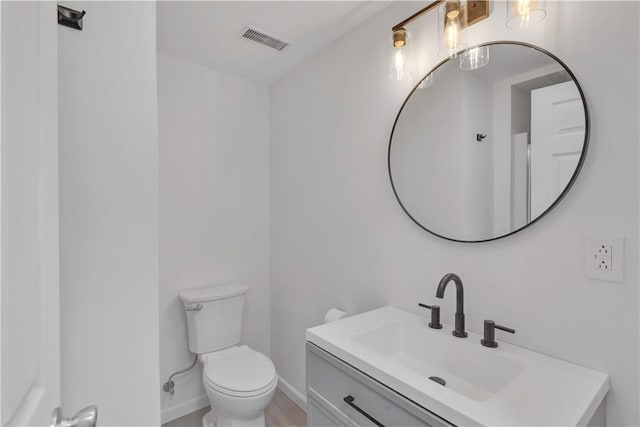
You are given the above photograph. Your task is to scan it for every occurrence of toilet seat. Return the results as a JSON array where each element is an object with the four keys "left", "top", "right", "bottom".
[{"left": 202, "top": 346, "right": 277, "bottom": 398}]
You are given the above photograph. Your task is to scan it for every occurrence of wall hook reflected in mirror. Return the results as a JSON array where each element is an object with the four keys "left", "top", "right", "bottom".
[
  {"left": 476, "top": 133, "right": 487, "bottom": 142},
  {"left": 58, "top": 5, "right": 86, "bottom": 31}
]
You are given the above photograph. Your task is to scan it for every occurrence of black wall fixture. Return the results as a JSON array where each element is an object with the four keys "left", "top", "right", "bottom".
[{"left": 58, "top": 5, "right": 86, "bottom": 31}]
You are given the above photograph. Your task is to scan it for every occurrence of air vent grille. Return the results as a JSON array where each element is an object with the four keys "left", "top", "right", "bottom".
[{"left": 241, "top": 27, "right": 289, "bottom": 51}]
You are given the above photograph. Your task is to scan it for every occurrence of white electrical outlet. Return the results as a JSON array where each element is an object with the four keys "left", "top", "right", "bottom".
[
  {"left": 597, "top": 245, "right": 612, "bottom": 257},
  {"left": 594, "top": 257, "right": 611, "bottom": 271},
  {"left": 585, "top": 236, "right": 624, "bottom": 282}
]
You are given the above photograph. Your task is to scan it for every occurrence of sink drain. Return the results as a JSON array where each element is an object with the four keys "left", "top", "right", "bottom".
[{"left": 429, "top": 376, "right": 446, "bottom": 386}]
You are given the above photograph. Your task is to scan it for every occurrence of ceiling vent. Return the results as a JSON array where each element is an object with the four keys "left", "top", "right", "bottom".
[{"left": 240, "top": 26, "right": 289, "bottom": 52}]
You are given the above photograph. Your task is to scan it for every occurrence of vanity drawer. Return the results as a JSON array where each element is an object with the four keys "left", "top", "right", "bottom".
[
  {"left": 306, "top": 342, "right": 454, "bottom": 427},
  {"left": 307, "top": 398, "right": 349, "bottom": 427}
]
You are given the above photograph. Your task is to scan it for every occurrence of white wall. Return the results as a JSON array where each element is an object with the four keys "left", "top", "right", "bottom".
[
  {"left": 270, "top": 1, "right": 639, "bottom": 425},
  {"left": 58, "top": 2, "right": 161, "bottom": 425},
  {"left": 1, "top": 5, "right": 41, "bottom": 418},
  {"left": 461, "top": 72, "right": 493, "bottom": 240},
  {"left": 391, "top": 67, "right": 494, "bottom": 241},
  {"left": 391, "top": 69, "right": 467, "bottom": 238},
  {"left": 1, "top": 2, "right": 59, "bottom": 425},
  {"left": 157, "top": 54, "right": 271, "bottom": 423}
]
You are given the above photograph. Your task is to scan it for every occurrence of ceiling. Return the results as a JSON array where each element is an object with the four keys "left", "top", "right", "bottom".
[{"left": 157, "top": 1, "right": 391, "bottom": 84}]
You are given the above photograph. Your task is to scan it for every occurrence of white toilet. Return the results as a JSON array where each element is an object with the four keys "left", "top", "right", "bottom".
[{"left": 180, "top": 283, "right": 277, "bottom": 427}]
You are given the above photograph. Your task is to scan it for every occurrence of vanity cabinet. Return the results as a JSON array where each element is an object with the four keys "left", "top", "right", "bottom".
[
  {"left": 306, "top": 307, "right": 609, "bottom": 426},
  {"left": 306, "top": 342, "right": 454, "bottom": 427}
]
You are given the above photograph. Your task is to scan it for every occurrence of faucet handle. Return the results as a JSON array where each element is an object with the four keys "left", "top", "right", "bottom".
[
  {"left": 481, "top": 320, "right": 515, "bottom": 348},
  {"left": 418, "top": 303, "right": 443, "bottom": 329}
]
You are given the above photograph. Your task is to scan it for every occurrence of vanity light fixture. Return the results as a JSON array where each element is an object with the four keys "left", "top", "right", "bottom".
[
  {"left": 506, "top": 0, "right": 547, "bottom": 29},
  {"left": 388, "top": 0, "right": 490, "bottom": 80},
  {"left": 388, "top": 28, "right": 413, "bottom": 80}
]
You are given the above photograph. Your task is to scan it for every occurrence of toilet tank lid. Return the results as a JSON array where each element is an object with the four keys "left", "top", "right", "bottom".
[{"left": 180, "top": 283, "right": 250, "bottom": 303}]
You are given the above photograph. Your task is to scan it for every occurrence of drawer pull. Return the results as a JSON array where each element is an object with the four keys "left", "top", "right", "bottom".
[{"left": 343, "top": 395, "right": 385, "bottom": 427}]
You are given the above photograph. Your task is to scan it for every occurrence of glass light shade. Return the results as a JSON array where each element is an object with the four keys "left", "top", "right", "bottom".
[
  {"left": 506, "top": 0, "right": 547, "bottom": 29},
  {"left": 438, "top": 0, "right": 468, "bottom": 58},
  {"left": 459, "top": 45, "right": 490, "bottom": 70},
  {"left": 417, "top": 73, "right": 434, "bottom": 89},
  {"left": 388, "top": 30, "right": 414, "bottom": 80}
]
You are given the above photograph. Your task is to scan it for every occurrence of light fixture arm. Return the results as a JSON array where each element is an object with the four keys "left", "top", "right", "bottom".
[
  {"left": 392, "top": 0, "right": 489, "bottom": 33},
  {"left": 392, "top": 0, "right": 443, "bottom": 32}
]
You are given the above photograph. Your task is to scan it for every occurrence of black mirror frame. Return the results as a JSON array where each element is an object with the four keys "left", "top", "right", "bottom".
[{"left": 388, "top": 41, "right": 590, "bottom": 243}]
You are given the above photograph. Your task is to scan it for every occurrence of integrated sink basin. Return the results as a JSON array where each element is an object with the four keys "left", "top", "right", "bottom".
[
  {"left": 306, "top": 306, "right": 609, "bottom": 426},
  {"left": 351, "top": 321, "right": 525, "bottom": 402}
]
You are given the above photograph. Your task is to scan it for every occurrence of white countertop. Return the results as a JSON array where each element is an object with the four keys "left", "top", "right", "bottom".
[{"left": 306, "top": 306, "right": 609, "bottom": 426}]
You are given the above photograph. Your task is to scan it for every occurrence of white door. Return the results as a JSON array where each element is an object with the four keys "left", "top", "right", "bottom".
[
  {"left": 0, "top": 2, "right": 76, "bottom": 426},
  {"left": 511, "top": 132, "right": 530, "bottom": 230},
  {"left": 530, "top": 81, "right": 585, "bottom": 218}
]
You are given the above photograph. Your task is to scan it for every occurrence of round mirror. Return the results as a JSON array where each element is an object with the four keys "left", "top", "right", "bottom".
[{"left": 388, "top": 42, "right": 589, "bottom": 242}]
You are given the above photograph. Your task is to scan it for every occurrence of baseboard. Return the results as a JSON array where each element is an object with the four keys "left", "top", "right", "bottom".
[
  {"left": 277, "top": 376, "right": 307, "bottom": 411},
  {"left": 161, "top": 394, "right": 209, "bottom": 425},
  {"left": 160, "top": 378, "right": 305, "bottom": 423}
]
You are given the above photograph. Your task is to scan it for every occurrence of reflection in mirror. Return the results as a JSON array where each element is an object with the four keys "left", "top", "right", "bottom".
[{"left": 389, "top": 42, "right": 588, "bottom": 242}]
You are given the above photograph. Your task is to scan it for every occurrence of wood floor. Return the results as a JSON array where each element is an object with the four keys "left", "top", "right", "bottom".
[{"left": 162, "top": 389, "right": 306, "bottom": 427}]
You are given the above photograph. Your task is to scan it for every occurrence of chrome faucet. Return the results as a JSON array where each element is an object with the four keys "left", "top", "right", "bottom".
[{"left": 435, "top": 273, "right": 467, "bottom": 338}]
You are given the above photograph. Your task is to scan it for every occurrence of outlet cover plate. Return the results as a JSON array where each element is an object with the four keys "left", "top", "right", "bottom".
[{"left": 585, "top": 235, "right": 624, "bottom": 282}]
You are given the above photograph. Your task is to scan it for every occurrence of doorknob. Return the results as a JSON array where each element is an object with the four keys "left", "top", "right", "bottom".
[{"left": 50, "top": 405, "right": 97, "bottom": 427}]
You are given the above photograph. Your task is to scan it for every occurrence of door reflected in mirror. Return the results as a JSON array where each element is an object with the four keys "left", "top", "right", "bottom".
[{"left": 389, "top": 42, "right": 588, "bottom": 242}]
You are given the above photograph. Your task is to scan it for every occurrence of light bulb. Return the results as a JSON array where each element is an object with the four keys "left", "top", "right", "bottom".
[
  {"left": 515, "top": 0, "right": 533, "bottom": 28},
  {"left": 388, "top": 29, "right": 413, "bottom": 80},
  {"left": 444, "top": 18, "right": 461, "bottom": 52},
  {"left": 394, "top": 49, "right": 406, "bottom": 80},
  {"left": 507, "top": 0, "right": 546, "bottom": 29},
  {"left": 438, "top": 0, "right": 467, "bottom": 58}
]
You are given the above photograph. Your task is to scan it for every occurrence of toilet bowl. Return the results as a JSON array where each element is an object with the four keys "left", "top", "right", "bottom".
[
  {"left": 179, "top": 283, "right": 277, "bottom": 427},
  {"left": 200, "top": 346, "right": 278, "bottom": 427}
]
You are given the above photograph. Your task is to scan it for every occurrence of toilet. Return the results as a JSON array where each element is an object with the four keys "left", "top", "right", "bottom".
[{"left": 180, "top": 283, "right": 277, "bottom": 427}]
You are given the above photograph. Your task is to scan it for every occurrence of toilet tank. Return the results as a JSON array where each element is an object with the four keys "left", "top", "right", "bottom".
[{"left": 179, "top": 283, "right": 250, "bottom": 354}]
